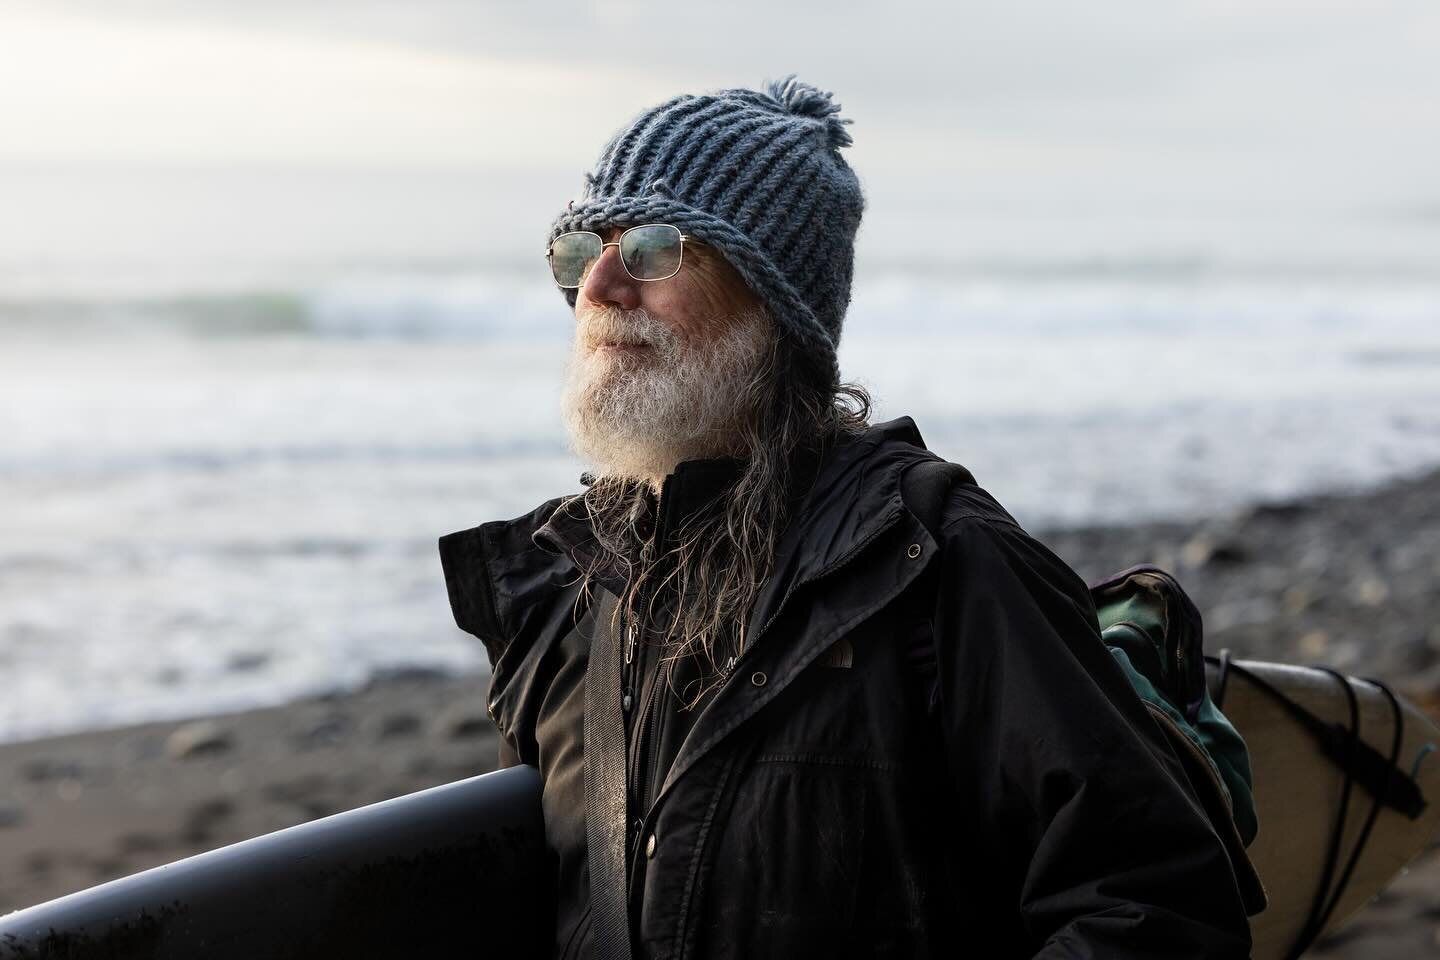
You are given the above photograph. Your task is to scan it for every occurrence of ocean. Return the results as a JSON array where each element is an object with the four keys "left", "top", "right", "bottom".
[{"left": 3, "top": 264, "right": 1439, "bottom": 742}]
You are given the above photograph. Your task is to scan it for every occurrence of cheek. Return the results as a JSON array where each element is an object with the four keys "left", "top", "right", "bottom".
[{"left": 663, "top": 271, "right": 757, "bottom": 335}]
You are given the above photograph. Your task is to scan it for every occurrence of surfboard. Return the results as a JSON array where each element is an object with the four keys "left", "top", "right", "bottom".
[
  {"left": 1210, "top": 658, "right": 1440, "bottom": 959},
  {"left": 0, "top": 764, "right": 550, "bottom": 959},
  {"left": 1, "top": 662, "right": 1435, "bottom": 958}
]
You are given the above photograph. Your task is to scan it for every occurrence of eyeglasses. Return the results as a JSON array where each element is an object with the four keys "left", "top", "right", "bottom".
[{"left": 546, "top": 223, "right": 691, "bottom": 289}]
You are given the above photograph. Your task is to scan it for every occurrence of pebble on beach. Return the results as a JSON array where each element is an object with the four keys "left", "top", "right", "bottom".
[{"left": 164, "top": 720, "right": 234, "bottom": 760}]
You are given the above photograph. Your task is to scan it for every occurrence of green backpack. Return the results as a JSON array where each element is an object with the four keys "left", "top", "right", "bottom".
[
  {"left": 902, "top": 460, "right": 1268, "bottom": 915},
  {"left": 1089, "top": 563, "right": 1257, "bottom": 843},
  {"left": 1089, "top": 563, "right": 1266, "bottom": 913}
]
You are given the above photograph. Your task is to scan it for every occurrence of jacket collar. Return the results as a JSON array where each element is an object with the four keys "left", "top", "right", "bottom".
[{"left": 530, "top": 455, "right": 749, "bottom": 599}]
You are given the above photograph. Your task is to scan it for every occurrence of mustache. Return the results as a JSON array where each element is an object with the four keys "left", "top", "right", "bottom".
[{"left": 576, "top": 307, "right": 679, "bottom": 350}]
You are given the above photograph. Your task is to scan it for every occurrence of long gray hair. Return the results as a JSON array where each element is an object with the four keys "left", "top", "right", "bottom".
[{"left": 566, "top": 330, "right": 872, "bottom": 710}]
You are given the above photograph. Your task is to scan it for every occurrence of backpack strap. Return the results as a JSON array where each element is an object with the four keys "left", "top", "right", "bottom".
[{"left": 583, "top": 589, "right": 635, "bottom": 960}]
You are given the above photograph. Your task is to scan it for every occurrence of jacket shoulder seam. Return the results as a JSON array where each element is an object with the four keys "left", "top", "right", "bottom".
[{"left": 938, "top": 509, "right": 1026, "bottom": 537}]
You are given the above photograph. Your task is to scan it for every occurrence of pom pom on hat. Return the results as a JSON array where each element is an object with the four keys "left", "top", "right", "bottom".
[{"left": 764, "top": 74, "right": 854, "bottom": 149}]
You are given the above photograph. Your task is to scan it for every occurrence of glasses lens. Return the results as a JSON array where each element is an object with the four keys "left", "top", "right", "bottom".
[
  {"left": 619, "top": 224, "right": 683, "bottom": 281},
  {"left": 549, "top": 232, "right": 603, "bottom": 288}
]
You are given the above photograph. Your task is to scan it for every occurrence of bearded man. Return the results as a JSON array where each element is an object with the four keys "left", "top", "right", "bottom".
[{"left": 439, "top": 77, "right": 1252, "bottom": 959}]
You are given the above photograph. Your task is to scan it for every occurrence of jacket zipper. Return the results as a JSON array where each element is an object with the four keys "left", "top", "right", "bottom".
[
  {"left": 632, "top": 641, "right": 664, "bottom": 813},
  {"left": 624, "top": 572, "right": 666, "bottom": 859},
  {"left": 643, "top": 662, "right": 665, "bottom": 810},
  {"left": 624, "top": 605, "right": 650, "bottom": 784}
]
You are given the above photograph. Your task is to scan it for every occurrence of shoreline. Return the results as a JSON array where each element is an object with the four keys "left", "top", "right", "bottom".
[{"left": 3, "top": 462, "right": 1439, "bottom": 954}]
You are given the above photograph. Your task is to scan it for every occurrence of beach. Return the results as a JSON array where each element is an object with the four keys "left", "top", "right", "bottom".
[{"left": 3, "top": 460, "right": 1438, "bottom": 956}]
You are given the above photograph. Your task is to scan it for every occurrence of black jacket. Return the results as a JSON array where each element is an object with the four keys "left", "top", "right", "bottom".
[{"left": 439, "top": 416, "right": 1253, "bottom": 959}]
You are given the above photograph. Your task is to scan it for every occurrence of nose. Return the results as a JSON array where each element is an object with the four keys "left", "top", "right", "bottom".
[{"left": 579, "top": 241, "right": 641, "bottom": 311}]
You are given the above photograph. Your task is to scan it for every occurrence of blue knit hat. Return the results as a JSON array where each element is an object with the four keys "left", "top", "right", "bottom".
[{"left": 549, "top": 75, "right": 865, "bottom": 387}]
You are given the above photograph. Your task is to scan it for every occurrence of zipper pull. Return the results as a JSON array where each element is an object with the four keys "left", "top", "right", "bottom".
[{"left": 625, "top": 618, "right": 637, "bottom": 665}]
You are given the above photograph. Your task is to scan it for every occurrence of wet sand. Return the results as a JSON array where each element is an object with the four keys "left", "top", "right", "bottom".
[{"left": 3, "top": 463, "right": 1439, "bottom": 954}]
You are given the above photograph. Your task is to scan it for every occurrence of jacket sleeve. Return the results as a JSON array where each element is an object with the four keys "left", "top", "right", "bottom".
[{"left": 929, "top": 514, "right": 1252, "bottom": 959}]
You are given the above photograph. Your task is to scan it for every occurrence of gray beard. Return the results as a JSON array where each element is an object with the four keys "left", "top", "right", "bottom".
[{"left": 560, "top": 305, "right": 772, "bottom": 484}]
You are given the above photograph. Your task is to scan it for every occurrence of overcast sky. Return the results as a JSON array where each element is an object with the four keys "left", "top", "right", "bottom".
[{"left": 2, "top": 1, "right": 1437, "bottom": 274}]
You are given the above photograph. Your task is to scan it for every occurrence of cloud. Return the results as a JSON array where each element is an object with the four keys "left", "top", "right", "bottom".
[
  {"left": 0, "top": 10, "right": 672, "bottom": 168},
  {"left": 1, "top": 1, "right": 1435, "bottom": 269}
]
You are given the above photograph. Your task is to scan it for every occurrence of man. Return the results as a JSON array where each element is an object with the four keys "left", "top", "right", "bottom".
[{"left": 439, "top": 76, "right": 1253, "bottom": 959}]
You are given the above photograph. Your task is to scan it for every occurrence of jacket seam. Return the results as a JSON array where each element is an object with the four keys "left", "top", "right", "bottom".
[
  {"left": 472, "top": 541, "right": 501, "bottom": 639},
  {"left": 753, "top": 752, "right": 903, "bottom": 772},
  {"left": 938, "top": 511, "right": 1026, "bottom": 537},
  {"left": 473, "top": 539, "right": 503, "bottom": 647}
]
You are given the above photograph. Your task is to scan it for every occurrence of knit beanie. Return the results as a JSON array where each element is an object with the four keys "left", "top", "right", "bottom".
[{"left": 549, "top": 75, "right": 865, "bottom": 388}]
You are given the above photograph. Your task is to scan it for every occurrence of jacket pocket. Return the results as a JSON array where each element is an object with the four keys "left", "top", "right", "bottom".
[{"left": 700, "top": 755, "right": 870, "bottom": 951}]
